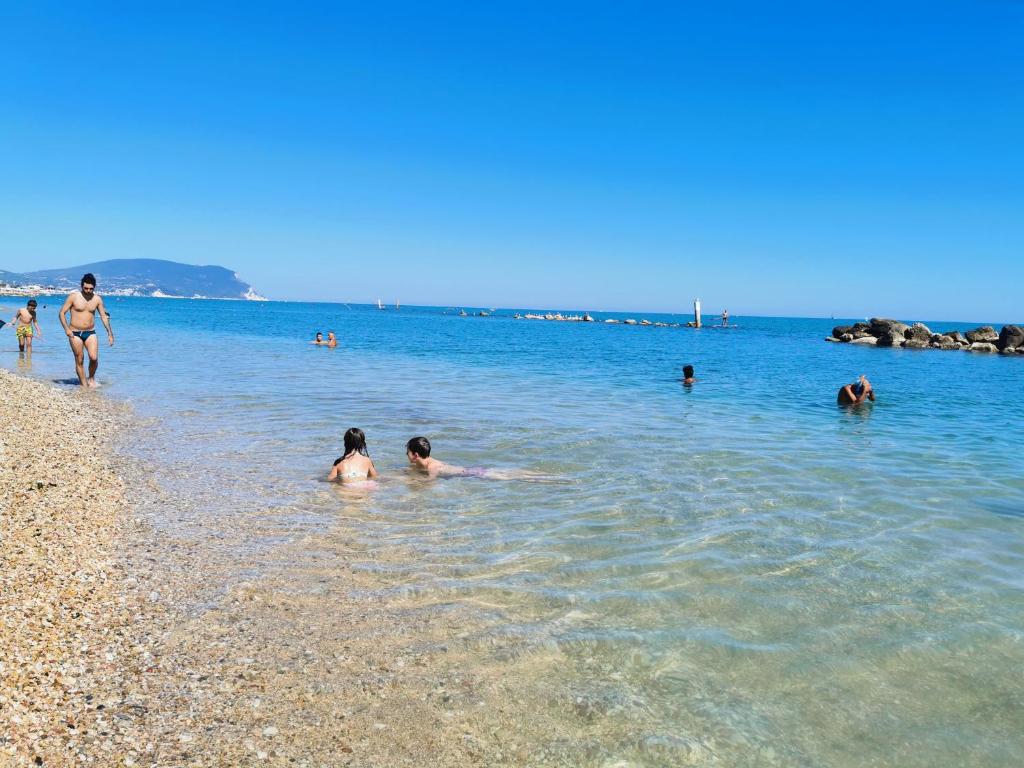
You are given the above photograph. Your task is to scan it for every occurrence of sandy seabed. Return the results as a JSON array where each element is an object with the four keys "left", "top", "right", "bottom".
[{"left": 0, "top": 371, "right": 620, "bottom": 768}]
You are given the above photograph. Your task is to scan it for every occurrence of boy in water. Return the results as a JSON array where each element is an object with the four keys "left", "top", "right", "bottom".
[
  {"left": 682, "top": 364, "right": 696, "bottom": 385},
  {"left": 405, "top": 436, "right": 465, "bottom": 477},
  {"left": 9, "top": 299, "right": 42, "bottom": 353},
  {"left": 405, "top": 436, "right": 557, "bottom": 481}
]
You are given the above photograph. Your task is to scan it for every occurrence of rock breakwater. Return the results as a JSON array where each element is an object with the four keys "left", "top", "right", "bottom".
[{"left": 826, "top": 319, "right": 1024, "bottom": 355}]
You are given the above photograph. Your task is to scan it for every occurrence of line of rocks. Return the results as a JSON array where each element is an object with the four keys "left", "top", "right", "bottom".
[{"left": 826, "top": 319, "right": 1024, "bottom": 355}]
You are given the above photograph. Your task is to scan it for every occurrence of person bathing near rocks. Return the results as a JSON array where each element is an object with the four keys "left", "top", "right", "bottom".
[
  {"left": 8, "top": 299, "right": 42, "bottom": 353},
  {"left": 328, "top": 427, "right": 378, "bottom": 484},
  {"left": 837, "top": 375, "right": 875, "bottom": 405},
  {"left": 58, "top": 273, "right": 114, "bottom": 388}
]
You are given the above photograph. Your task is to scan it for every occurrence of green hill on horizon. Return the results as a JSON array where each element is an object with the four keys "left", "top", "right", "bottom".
[{"left": 0, "top": 259, "right": 264, "bottom": 300}]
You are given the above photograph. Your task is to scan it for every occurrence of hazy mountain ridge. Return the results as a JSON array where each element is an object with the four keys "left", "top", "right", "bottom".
[{"left": 0, "top": 259, "right": 265, "bottom": 300}]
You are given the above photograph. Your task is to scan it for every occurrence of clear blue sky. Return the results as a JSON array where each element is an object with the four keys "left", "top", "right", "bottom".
[{"left": 1, "top": 1, "right": 1021, "bottom": 319}]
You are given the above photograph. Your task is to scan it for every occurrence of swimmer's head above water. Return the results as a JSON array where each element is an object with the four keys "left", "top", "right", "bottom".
[
  {"left": 314, "top": 331, "right": 323, "bottom": 343},
  {"left": 406, "top": 436, "right": 431, "bottom": 459}
]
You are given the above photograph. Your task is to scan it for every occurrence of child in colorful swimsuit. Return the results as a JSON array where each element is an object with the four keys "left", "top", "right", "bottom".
[
  {"left": 9, "top": 299, "right": 41, "bottom": 353},
  {"left": 327, "top": 427, "right": 379, "bottom": 484}
]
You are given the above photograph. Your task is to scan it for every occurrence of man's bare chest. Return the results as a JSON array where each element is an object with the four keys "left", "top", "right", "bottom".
[{"left": 72, "top": 296, "right": 100, "bottom": 312}]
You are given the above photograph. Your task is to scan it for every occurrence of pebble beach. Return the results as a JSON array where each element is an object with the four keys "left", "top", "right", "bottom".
[
  {"left": 0, "top": 369, "right": 159, "bottom": 765},
  {"left": 0, "top": 369, "right": 579, "bottom": 767}
]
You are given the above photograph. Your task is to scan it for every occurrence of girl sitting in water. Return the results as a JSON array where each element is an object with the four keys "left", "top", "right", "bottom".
[{"left": 328, "top": 427, "right": 379, "bottom": 483}]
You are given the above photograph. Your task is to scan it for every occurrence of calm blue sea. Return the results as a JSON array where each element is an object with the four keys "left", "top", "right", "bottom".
[{"left": 4, "top": 297, "right": 1023, "bottom": 765}]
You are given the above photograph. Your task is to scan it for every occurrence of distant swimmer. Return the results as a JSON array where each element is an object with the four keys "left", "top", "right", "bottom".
[
  {"left": 326, "top": 331, "right": 338, "bottom": 348},
  {"left": 58, "top": 273, "right": 114, "bottom": 388},
  {"left": 405, "top": 436, "right": 559, "bottom": 481},
  {"left": 312, "top": 331, "right": 325, "bottom": 345},
  {"left": 722, "top": 309, "right": 729, "bottom": 326},
  {"left": 838, "top": 375, "right": 875, "bottom": 405},
  {"left": 8, "top": 299, "right": 42, "bottom": 354},
  {"left": 328, "top": 427, "right": 379, "bottom": 484},
  {"left": 682, "top": 364, "right": 696, "bottom": 386}
]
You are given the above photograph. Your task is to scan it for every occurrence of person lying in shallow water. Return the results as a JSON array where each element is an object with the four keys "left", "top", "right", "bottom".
[
  {"left": 837, "top": 375, "right": 875, "bottom": 405},
  {"left": 328, "top": 427, "right": 378, "bottom": 483},
  {"left": 405, "top": 436, "right": 561, "bottom": 481}
]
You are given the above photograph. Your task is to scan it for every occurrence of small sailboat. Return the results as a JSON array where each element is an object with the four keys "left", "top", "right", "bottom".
[
  {"left": 377, "top": 298, "right": 385, "bottom": 310},
  {"left": 395, "top": 299, "right": 400, "bottom": 310}
]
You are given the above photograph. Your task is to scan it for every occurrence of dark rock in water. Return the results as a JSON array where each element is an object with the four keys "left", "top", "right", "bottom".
[
  {"left": 966, "top": 326, "right": 998, "bottom": 343},
  {"left": 904, "top": 322, "right": 932, "bottom": 342},
  {"left": 904, "top": 338, "right": 929, "bottom": 349},
  {"left": 997, "top": 324, "right": 1024, "bottom": 350},
  {"left": 840, "top": 333, "right": 854, "bottom": 342},
  {"left": 833, "top": 323, "right": 871, "bottom": 339},
  {"left": 968, "top": 342, "right": 999, "bottom": 353},
  {"left": 877, "top": 331, "right": 906, "bottom": 347},
  {"left": 869, "top": 318, "right": 910, "bottom": 338},
  {"left": 947, "top": 330, "right": 967, "bottom": 344},
  {"left": 933, "top": 335, "right": 958, "bottom": 350},
  {"left": 1001, "top": 347, "right": 1018, "bottom": 355}
]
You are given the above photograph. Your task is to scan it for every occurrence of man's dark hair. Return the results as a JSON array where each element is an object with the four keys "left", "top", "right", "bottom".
[
  {"left": 683, "top": 364, "right": 695, "bottom": 378},
  {"left": 406, "top": 436, "right": 431, "bottom": 458},
  {"left": 81, "top": 273, "right": 97, "bottom": 288}
]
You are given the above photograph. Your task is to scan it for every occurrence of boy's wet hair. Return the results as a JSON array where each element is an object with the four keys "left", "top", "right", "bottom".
[
  {"left": 343, "top": 427, "right": 369, "bottom": 457},
  {"left": 27, "top": 299, "right": 37, "bottom": 307},
  {"left": 683, "top": 364, "right": 695, "bottom": 378},
  {"left": 81, "top": 273, "right": 97, "bottom": 288},
  {"left": 406, "top": 436, "right": 431, "bottom": 458}
]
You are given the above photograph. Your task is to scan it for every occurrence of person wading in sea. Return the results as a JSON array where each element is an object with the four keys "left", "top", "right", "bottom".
[
  {"left": 58, "top": 273, "right": 114, "bottom": 388},
  {"left": 8, "top": 299, "right": 42, "bottom": 354}
]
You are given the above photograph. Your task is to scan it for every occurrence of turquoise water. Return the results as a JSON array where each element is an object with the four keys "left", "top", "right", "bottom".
[{"left": 4, "top": 297, "right": 1024, "bottom": 765}]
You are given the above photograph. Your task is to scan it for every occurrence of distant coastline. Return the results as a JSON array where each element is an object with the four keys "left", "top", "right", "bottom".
[{"left": 0, "top": 258, "right": 266, "bottom": 301}]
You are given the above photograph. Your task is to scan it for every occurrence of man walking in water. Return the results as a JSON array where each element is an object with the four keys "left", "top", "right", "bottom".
[{"left": 59, "top": 273, "right": 114, "bottom": 388}]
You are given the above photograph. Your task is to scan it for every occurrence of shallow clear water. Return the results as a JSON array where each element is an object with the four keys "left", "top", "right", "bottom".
[{"left": 4, "top": 297, "right": 1023, "bottom": 765}]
